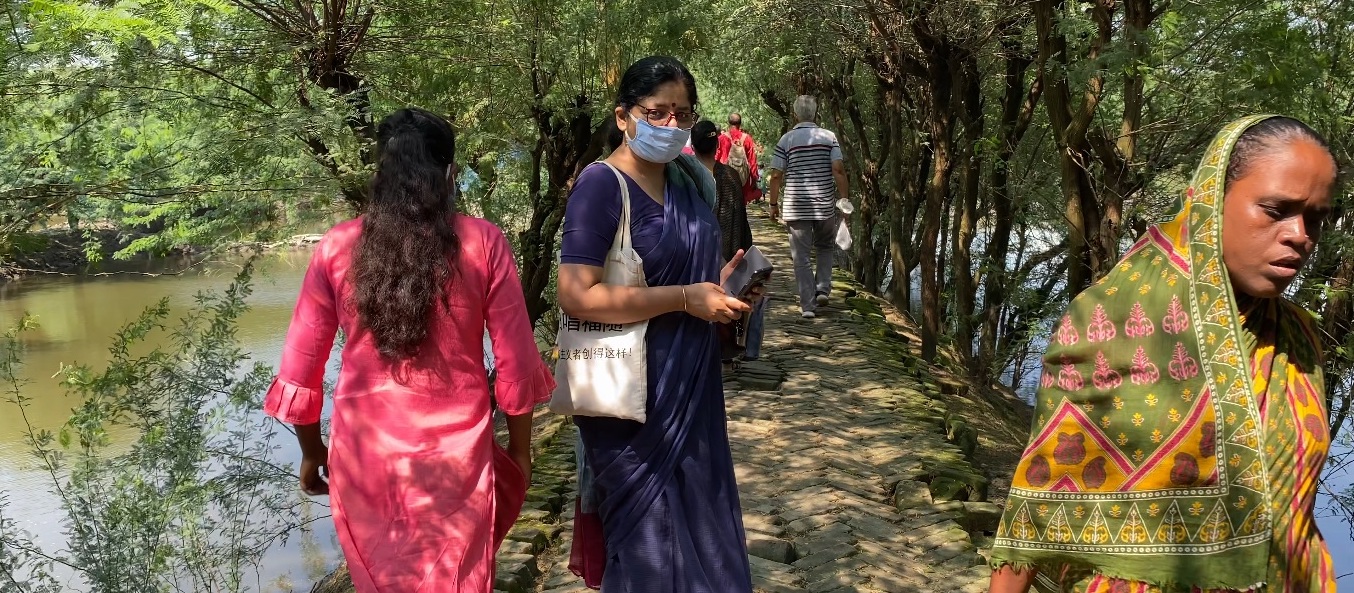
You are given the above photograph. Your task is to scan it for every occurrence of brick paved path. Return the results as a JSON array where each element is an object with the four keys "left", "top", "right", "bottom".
[{"left": 500, "top": 213, "right": 999, "bottom": 593}]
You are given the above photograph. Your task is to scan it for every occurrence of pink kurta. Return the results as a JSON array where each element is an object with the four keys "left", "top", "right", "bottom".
[{"left": 263, "top": 215, "right": 554, "bottom": 593}]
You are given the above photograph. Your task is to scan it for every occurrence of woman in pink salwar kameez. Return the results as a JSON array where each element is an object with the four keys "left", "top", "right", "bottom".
[{"left": 263, "top": 107, "right": 554, "bottom": 593}]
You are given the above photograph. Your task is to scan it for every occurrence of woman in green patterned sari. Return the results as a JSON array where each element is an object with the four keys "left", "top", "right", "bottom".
[{"left": 988, "top": 116, "right": 1340, "bottom": 593}]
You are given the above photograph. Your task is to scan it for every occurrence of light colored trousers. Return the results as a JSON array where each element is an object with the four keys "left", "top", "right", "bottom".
[{"left": 786, "top": 214, "right": 839, "bottom": 312}]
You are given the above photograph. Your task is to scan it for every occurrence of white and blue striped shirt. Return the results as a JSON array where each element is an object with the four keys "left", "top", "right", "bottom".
[{"left": 769, "top": 123, "right": 843, "bottom": 221}]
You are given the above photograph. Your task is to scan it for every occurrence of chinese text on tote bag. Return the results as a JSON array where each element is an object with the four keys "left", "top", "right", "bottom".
[{"left": 548, "top": 162, "right": 649, "bottom": 423}]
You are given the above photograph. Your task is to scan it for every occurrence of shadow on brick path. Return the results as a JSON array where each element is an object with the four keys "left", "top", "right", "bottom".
[
  {"left": 523, "top": 209, "right": 1004, "bottom": 593},
  {"left": 310, "top": 208, "right": 1012, "bottom": 593}
]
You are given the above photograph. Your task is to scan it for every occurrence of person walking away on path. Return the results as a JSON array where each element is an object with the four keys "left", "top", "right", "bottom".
[
  {"left": 263, "top": 108, "right": 555, "bottom": 593},
  {"left": 716, "top": 112, "right": 762, "bottom": 204},
  {"left": 767, "top": 95, "right": 849, "bottom": 319},
  {"left": 987, "top": 115, "right": 1340, "bottom": 593},
  {"left": 556, "top": 55, "right": 757, "bottom": 593},
  {"left": 692, "top": 120, "right": 760, "bottom": 369}
]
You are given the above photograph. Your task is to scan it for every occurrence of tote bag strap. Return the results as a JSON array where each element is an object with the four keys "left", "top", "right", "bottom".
[{"left": 599, "top": 161, "right": 634, "bottom": 252}]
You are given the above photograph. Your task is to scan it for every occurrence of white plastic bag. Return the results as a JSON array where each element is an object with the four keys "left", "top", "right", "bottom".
[
  {"left": 548, "top": 163, "right": 649, "bottom": 423},
  {"left": 835, "top": 198, "right": 854, "bottom": 251}
]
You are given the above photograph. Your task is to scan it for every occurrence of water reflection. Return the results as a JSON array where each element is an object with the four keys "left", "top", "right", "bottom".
[{"left": 0, "top": 249, "right": 342, "bottom": 592}]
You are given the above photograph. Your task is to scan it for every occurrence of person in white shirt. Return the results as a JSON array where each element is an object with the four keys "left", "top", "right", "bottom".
[{"left": 767, "top": 95, "right": 850, "bottom": 318}]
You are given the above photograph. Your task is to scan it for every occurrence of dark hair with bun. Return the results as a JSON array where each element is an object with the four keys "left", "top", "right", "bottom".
[{"left": 692, "top": 120, "right": 720, "bottom": 156}]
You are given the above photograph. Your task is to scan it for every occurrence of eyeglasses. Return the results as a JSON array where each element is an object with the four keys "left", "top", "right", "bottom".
[{"left": 630, "top": 104, "right": 700, "bottom": 130}]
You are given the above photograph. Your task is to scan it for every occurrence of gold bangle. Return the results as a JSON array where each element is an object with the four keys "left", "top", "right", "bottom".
[{"left": 680, "top": 285, "right": 689, "bottom": 313}]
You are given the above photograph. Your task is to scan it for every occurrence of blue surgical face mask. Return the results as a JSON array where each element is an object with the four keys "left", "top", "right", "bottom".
[{"left": 626, "top": 115, "right": 691, "bottom": 164}]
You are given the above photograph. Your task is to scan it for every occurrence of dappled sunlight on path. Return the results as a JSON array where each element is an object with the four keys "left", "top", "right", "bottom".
[{"left": 526, "top": 211, "right": 1000, "bottom": 593}]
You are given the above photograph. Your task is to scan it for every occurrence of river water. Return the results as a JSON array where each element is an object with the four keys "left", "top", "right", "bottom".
[
  {"left": 2, "top": 249, "right": 1351, "bottom": 590},
  {"left": 0, "top": 250, "right": 343, "bottom": 592}
]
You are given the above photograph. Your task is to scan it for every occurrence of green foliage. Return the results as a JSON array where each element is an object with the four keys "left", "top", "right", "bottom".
[
  {"left": 0, "top": 266, "right": 303, "bottom": 592},
  {"left": 3, "top": 0, "right": 1354, "bottom": 549},
  {"left": 1, "top": 0, "right": 740, "bottom": 260},
  {"left": 0, "top": 231, "right": 50, "bottom": 256}
]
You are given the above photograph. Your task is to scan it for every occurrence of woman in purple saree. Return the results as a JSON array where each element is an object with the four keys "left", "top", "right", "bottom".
[{"left": 556, "top": 56, "right": 755, "bottom": 593}]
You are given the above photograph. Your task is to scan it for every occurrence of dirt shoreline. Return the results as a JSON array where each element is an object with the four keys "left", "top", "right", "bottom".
[
  {"left": 0, "top": 227, "right": 164, "bottom": 283},
  {"left": 0, "top": 228, "right": 322, "bottom": 284}
]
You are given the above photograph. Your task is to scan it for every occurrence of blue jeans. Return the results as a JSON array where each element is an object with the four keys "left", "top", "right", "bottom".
[{"left": 744, "top": 299, "right": 767, "bottom": 360}]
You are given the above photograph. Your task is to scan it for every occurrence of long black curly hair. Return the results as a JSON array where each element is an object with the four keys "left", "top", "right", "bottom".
[{"left": 350, "top": 107, "right": 459, "bottom": 359}]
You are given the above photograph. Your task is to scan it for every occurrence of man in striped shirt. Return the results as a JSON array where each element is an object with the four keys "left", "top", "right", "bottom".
[{"left": 768, "top": 95, "right": 850, "bottom": 319}]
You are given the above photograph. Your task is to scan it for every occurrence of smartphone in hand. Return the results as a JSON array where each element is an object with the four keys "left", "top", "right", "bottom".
[
  {"left": 719, "top": 246, "right": 773, "bottom": 358},
  {"left": 722, "top": 246, "right": 773, "bottom": 300}
]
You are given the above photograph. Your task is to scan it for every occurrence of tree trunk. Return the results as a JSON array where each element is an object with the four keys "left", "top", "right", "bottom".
[
  {"left": 886, "top": 189, "right": 909, "bottom": 311},
  {"left": 574, "top": 119, "right": 619, "bottom": 178},
  {"left": 888, "top": 136, "right": 928, "bottom": 316},
  {"left": 1308, "top": 213, "right": 1354, "bottom": 439},
  {"left": 823, "top": 63, "right": 890, "bottom": 294},
  {"left": 1086, "top": 0, "right": 1157, "bottom": 273},
  {"left": 760, "top": 90, "right": 795, "bottom": 135},
  {"left": 519, "top": 93, "right": 599, "bottom": 326},
  {"left": 902, "top": 7, "right": 965, "bottom": 362},
  {"left": 953, "top": 52, "right": 983, "bottom": 370},
  {"left": 1060, "top": 149, "right": 1097, "bottom": 292},
  {"left": 882, "top": 108, "right": 915, "bottom": 312},
  {"left": 1005, "top": 259, "right": 1069, "bottom": 391},
  {"left": 919, "top": 63, "right": 954, "bottom": 362},
  {"left": 228, "top": 0, "right": 378, "bottom": 208},
  {"left": 998, "top": 218, "right": 1031, "bottom": 360},
  {"left": 1034, "top": 0, "right": 1114, "bottom": 291},
  {"left": 939, "top": 190, "right": 955, "bottom": 310},
  {"left": 1323, "top": 251, "right": 1354, "bottom": 439},
  {"left": 978, "top": 34, "right": 1040, "bottom": 379}
]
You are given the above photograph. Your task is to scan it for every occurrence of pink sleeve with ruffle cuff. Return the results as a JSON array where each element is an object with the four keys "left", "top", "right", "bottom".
[
  {"left": 481, "top": 221, "right": 556, "bottom": 417},
  {"left": 263, "top": 232, "right": 339, "bottom": 426},
  {"left": 263, "top": 377, "right": 325, "bottom": 425},
  {"left": 495, "top": 360, "right": 556, "bottom": 416}
]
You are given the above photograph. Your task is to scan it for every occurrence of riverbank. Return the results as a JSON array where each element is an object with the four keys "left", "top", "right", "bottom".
[
  {"left": 0, "top": 226, "right": 323, "bottom": 284},
  {"left": 0, "top": 227, "right": 164, "bottom": 282}
]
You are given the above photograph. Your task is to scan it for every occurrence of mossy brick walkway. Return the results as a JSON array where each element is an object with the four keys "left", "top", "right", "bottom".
[{"left": 526, "top": 214, "right": 1001, "bottom": 593}]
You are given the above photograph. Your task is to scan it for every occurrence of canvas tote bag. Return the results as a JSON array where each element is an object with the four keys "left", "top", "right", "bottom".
[{"left": 548, "top": 162, "right": 649, "bottom": 423}]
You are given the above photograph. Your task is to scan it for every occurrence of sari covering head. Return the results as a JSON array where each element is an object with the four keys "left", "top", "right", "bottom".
[{"left": 990, "top": 115, "right": 1335, "bottom": 591}]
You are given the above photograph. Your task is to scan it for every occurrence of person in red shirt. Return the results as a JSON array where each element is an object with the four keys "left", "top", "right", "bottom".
[{"left": 715, "top": 113, "right": 762, "bottom": 203}]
